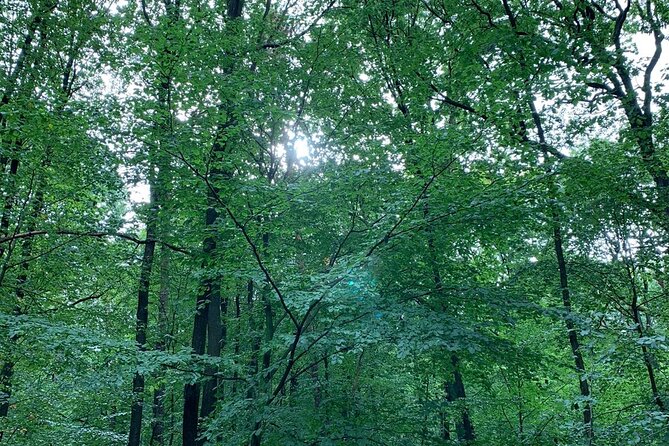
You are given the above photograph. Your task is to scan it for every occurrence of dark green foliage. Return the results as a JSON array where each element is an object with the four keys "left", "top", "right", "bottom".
[{"left": 1, "top": 0, "right": 669, "bottom": 445}]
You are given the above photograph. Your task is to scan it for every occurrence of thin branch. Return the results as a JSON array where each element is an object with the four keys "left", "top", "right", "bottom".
[
  {"left": 0, "top": 230, "right": 190, "bottom": 255},
  {"left": 329, "top": 212, "right": 356, "bottom": 268},
  {"left": 175, "top": 145, "right": 301, "bottom": 329},
  {"left": 222, "top": 203, "right": 300, "bottom": 329},
  {"left": 260, "top": 0, "right": 336, "bottom": 50},
  {"left": 366, "top": 159, "right": 456, "bottom": 257},
  {"left": 68, "top": 287, "right": 113, "bottom": 307},
  {"left": 140, "top": 0, "right": 153, "bottom": 26},
  {"left": 585, "top": 81, "right": 620, "bottom": 97}
]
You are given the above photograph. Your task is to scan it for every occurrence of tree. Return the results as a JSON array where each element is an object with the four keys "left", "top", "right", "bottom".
[{"left": 2, "top": 0, "right": 669, "bottom": 445}]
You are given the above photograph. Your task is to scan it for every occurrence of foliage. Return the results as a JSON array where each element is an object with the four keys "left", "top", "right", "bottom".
[{"left": 1, "top": 0, "right": 669, "bottom": 445}]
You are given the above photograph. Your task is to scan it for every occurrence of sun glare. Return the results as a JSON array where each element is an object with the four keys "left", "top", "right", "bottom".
[{"left": 294, "top": 138, "right": 310, "bottom": 158}]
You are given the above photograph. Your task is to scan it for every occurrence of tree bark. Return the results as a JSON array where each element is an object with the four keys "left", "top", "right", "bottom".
[
  {"left": 130, "top": 2, "right": 181, "bottom": 441},
  {"left": 446, "top": 355, "right": 475, "bottom": 441},
  {"left": 127, "top": 208, "right": 158, "bottom": 446},
  {"left": 0, "top": 335, "right": 15, "bottom": 443},
  {"left": 199, "top": 260, "right": 223, "bottom": 422},
  {"left": 182, "top": 209, "right": 216, "bottom": 446},
  {"left": 246, "top": 279, "right": 261, "bottom": 401},
  {"left": 423, "top": 200, "right": 475, "bottom": 442},
  {"left": 183, "top": 3, "right": 245, "bottom": 440},
  {"left": 151, "top": 248, "right": 172, "bottom": 446},
  {"left": 552, "top": 212, "right": 593, "bottom": 440},
  {"left": 625, "top": 254, "right": 665, "bottom": 411}
]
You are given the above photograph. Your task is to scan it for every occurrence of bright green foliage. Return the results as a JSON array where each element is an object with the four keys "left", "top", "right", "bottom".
[{"left": 1, "top": 0, "right": 669, "bottom": 445}]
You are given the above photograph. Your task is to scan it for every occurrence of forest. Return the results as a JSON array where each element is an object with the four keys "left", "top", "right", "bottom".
[{"left": 1, "top": 0, "right": 669, "bottom": 445}]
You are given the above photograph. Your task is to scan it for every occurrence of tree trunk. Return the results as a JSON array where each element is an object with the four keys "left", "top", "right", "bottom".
[
  {"left": 626, "top": 258, "right": 665, "bottom": 411},
  {"left": 127, "top": 211, "right": 158, "bottom": 446},
  {"left": 184, "top": 0, "right": 244, "bottom": 428},
  {"left": 232, "top": 294, "right": 241, "bottom": 395},
  {"left": 0, "top": 145, "right": 52, "bottom": 440},
  {"left": 246, "top": 279, "right": 261, "bottom": 401},
  {"left": 424, "top": 200, "right": 475, "bottom": 442},
  {"left": 199, "top": 262, "right": 223, "bottom": 422},
  {"left": 261, "top": 232, "right": 274, "bottom": 390},
  {"left": 0, "top": 1, "right": 58, "bottom": 225},
  {"left": 0, "top": 339, "right": 15, "bottom": 443},
  {"left": 0, "top": 17, "right": 77, "bottom": 429},
  {"left": 0, "top": 158, "right": 21, "bottom": 261},
  {"left": 151, "top": 248, "right": 172, "bottom": 446},
  {"left": 447, "top": 355, "right": 475, "bottom": 442},
  {"left": 134, "top": 3, "right": 181, "bottom": 441},
  {"left": 552, "top": 213, "right": 593, "bottom": 440},
  {"left": 247, "top": 278, "right": 265, "bottom": 446},
  {"left": 182, "top": 209, "right": 216, "bottom": 446},
  {"left": 150, "top": 385, "right": 166, "bottom": 446}
]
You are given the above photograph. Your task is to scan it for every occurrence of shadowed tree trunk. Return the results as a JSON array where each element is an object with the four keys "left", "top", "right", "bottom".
[
  {"left": 182, "top": 1, "right": 243, "bottom": 443},
  {"left": 199, "top": 266, "right": 223, "bottom": 422},
  {"left": 424, "top": 200, "right": 475, "bottom": 442},
  {"left": 129, "top": 2, "right": 180, "bottom": 443},
  {"left": 0, "top": 160, "right": 49, "bottom": 441},
  {"left": 127, "top": 194, "right": 158, "bottom": 446},
  {"left": 551, "top": 214, "right": 593, "bottom": 440},
  {"left": 182, "top": 207, "right": 217, "bottom": 446},
  {"left": 0, "top": 18, "right": 78, "bottom": 436},
  {"left": 151, "top": 248, "right": 172, "bottom": 446}
]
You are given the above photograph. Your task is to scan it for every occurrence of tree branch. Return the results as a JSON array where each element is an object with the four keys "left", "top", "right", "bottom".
[
  {"left": 366, "top": 159, "right": 456, "bottom": 257},
  {"left": 0, "top": 230, "right": 190, "bottom": 255}
]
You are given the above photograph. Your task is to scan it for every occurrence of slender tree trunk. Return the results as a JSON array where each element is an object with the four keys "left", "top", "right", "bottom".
[
  {"left": 131, "top": 2, "right": 182, "bottom": 440},
  {"left": 447, "top": 355, "right": 475, "bottom": 441},
  {"left": 0, "top": 334, "right": 15, "bottom": 443},
  {"left": 249, "top": 422, "right": 262, "bottom": 446},
  {"left": 182, "top": 207, "right": 216, "bottom": 446},
  {"left": 260, "top": 233, "right": 274, "bottom": 390},
  {"left": 128, "top": 84, "right": 170, "bottom": 446},
  {"left": 634, "top": 317, "right": 664, "bottom": 411},
  {"left": 599, "top": 33, "right": 669, "bottom": 402},
  {"left": 2, "top": 1, "right": 58, "bottom": 98},
  {"left": 551, "top": 212, "right": 593, "bottom": 440},
  {"left": 521, "top": 40, "right": 594, "bottom": 436},
  {"left": 199, "top": 261, "right": 223, "bottom": 422},
  {"left": 440, "top": 380, "right": 450, "bottom": 441},
  {"left": 246, "top": 279, "right": 260, "bottom": 401},
  {"left": 184, "top": 120, "right": 232, "bottom": 443},
  {"left": 0, "top": 7, "right": 83, "bottom": 442},
  {"left": 248, "top": 280, "right": 262, "bottom": 446},
  {"left": 625, "top": 257, "right": 665, "bottom": 411},
  {"left": 420, "top": 376, "right": 430, "bottom": 446},
  {"left": 151, "top": 385, "right": 166, "bottom": 446},
  {"left": 151, "top": 248, "right": 172, "bottom": 446},
  {"left": 169, "top": 393, "right": 176, "bottom": 446},
  {"left": 261, "top": 294, "right": 274, "bottom": 385},
  {"left": 423, "top": 201, "right": 475, "bottom": 442},
  {"left": 232, "top": 294, "right": 241, "bottom": 395},
  {"left": 128, "top": 206, "right": 158, "bottom": 446},
  {"left": 184, "top": 0, "right": 244, "bottom": 428},
  {"left": 0, "top": 158, "right": 21, "bottom": 261},
  {"left": 0, "top": 141, "right": 54, "bottom": 440},
  {"left": 248, "top": 276, "right": 273, "bottom": 446},
  {"left": 605, "top": 34, "right": 669, "bottom": 220},
  {"left": 0, "top": 0, "right": 57, "bottom": 206},
  {"left": 0, "top": 15, "right": 77, "bottom": 427},
  {"left": 182, "top": 314, "right": 206, "bottom": 445},
  {"left": 0, "top": 199, "right": 29, "bottom": 442}
]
